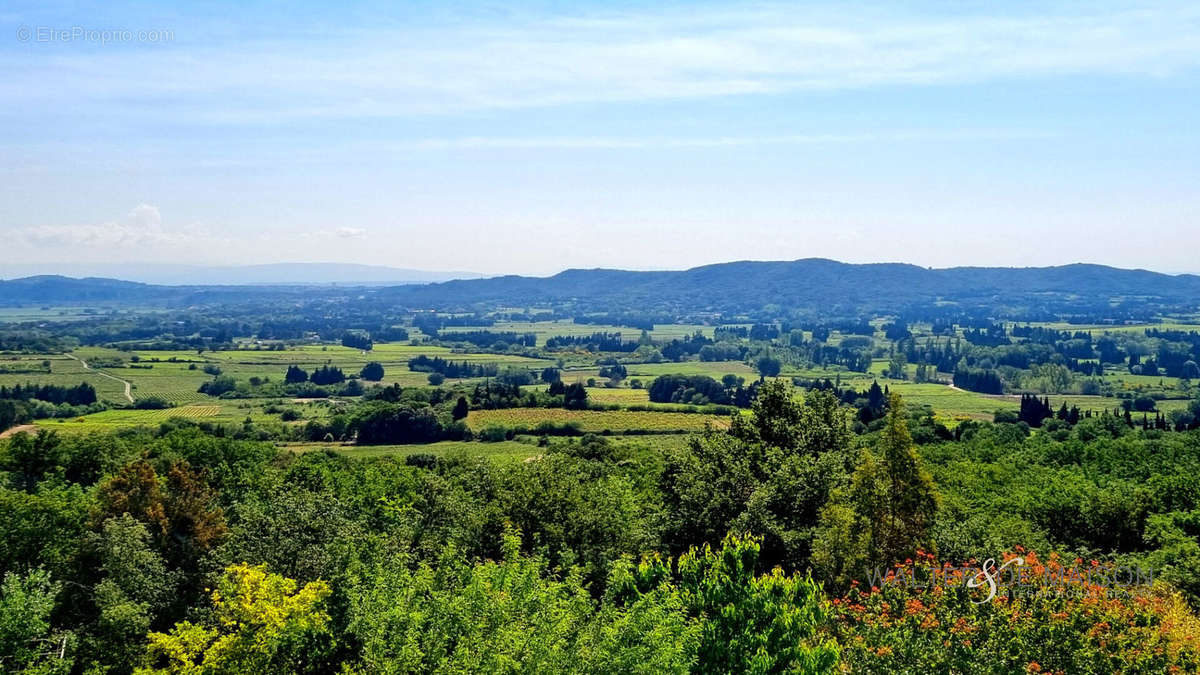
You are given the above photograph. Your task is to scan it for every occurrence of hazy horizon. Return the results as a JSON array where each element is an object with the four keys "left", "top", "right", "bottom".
[
  {"left": 4, "top": 1, "right": 1200, "bottom": 276},
  {"left": 4, "top": 257, "right": 1200, "bottom": 286}
]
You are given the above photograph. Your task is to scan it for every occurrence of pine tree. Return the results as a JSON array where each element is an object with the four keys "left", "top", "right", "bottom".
[
  {"left": 814, "top": 393, "right": 938, "bottom": 588},
  {"left": 875, "top": 393, "right": 939, "bottom": 564}
]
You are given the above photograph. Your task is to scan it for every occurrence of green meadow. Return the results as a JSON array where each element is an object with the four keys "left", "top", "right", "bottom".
[{"left": 440, "top": 320, "right": 715, "bottom": 341}]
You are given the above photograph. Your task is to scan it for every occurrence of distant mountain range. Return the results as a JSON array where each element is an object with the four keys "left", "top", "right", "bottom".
[
  {"left": 0, "top": 262, "right": 484, "bottom": 286},
  {"left": 373, "top": 259, "right": 1200, "bottom": 312},
  {"left": 3, "top": 259, "right": 1200, "bottom": 313}
]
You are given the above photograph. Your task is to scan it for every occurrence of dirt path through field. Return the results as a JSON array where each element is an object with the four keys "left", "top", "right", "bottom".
[
  {"left": 0, "top": 424, "right": 38, "bottom": 439},
  {"left": 946, "top": 383, "right": 1021, "bottom": 399},
  {"left": 64, "top": 353, "right": 134, "bottom": 403}
]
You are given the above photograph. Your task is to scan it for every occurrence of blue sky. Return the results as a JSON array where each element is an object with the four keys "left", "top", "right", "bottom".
[{"left": 2, "top": 1, "right": 1199, "bottom": 276}]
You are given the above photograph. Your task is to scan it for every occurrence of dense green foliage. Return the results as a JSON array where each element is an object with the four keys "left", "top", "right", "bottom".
[{"left": 4, "top": 383, "right": 1200, "bottom": 671}]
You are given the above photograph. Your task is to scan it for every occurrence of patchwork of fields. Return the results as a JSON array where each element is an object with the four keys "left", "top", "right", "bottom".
[
  {"left": 286, "top": 439, "right": 543, "bottom": 461},
  {"left": 4, "top": 316, "right": 1197, "bottom": 438},
  {"left": 439, "top": 320, "right": 716, "bottom": 341},
  {"left": 33, "top": 404, "right": 227, "bottom": 433},
  {"left": 0, "top": 354, "right": 128, "bottom": 401},
  {"left": 60, "top": 344, "right": 554, "bottom": 404},
  {"left": 624, "top": 361, "right": 759, "bottom": 379},
  {"left": 279, "top": 433, "right": 696, "bottom": 461},
  {"left": 465, "top": 408, "right": 730, "bottom": 433}
]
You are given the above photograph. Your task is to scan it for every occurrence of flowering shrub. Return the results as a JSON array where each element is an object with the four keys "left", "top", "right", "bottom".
[{"left": 828, "top": 550, "right": 1200, "bottom": 673}]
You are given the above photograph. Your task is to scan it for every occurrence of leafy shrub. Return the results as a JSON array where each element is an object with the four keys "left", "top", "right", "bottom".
[
  {"left": 404, "top": 453, "right": 440, "bottom": 470},
  {"left": 477, "top": 425, "right": 508, "bottom": 442},
  {"left": 359, "top": 362, "right": 384, "bottom": 382}
]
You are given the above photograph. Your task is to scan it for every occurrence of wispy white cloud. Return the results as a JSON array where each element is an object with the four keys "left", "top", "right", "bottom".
[
  {"left": 13, "top": 203, "right": 211, "bottom": 248},
  {"left": 335, "top": 226, "right": 366, "bottom": 238},
  {"left": 12, "top": 205, "right": 368, "bottom": 257},
  {"left": 4, "top": 2, "right": 1199, "bottom": 121},
  {"left": 382, "top": 129, "right": 1054, "bottom": 150},
  {"left": 297, "top": 226, "right": 369, "bottom": 240}
]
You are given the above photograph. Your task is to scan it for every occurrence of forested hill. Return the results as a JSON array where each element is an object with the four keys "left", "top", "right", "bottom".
[
  {"left": 5, "top": 260, "right": 1200, "bottom": 314},
  {"left": 376, "top": 259, "right": 1200, "bottom": 313},
  {"left": 0, "top": 275, "right": 164, "bottom": 303},
  {"left": 0, "top": 275, "right": 312, "bottom": 305}
]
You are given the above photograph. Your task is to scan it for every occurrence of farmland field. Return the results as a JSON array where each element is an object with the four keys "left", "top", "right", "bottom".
[
  {"left": 465, "top": 408, "right": 730, "bottom": 432},
  {"left": 7, "top": 334, "right": 1189, "bottom": 430},
  {"left": 31, "top": 404, "right": 233, "bottom": 433},
  {"left": 623, "top": 361, "right": 758, "bottom": 379},
  {"left": 0, "top": 354, "right": 128, "bottom": 402},
  {"left": 439, "top": 320, "right": 715, "bottom": 342},
  {"left": 66, "top": 343, "right": 555, "bottom": 403},
  {"left": 281, "top": 439, "right": 543, "bottom": 461},
  {"left": 1020, "top": 320, "right": 1200, "bottom": 334},
  {"left": 556, "top": 368, "right": 600, "bottom": 384},
  {"left": 107, "top": 366, "right": 212, "bottom": 403},
  {"left": 0, "top": 307, "right": 154, "bottom": 323},
  {"left": 576, "top": 387, "right": 652, "bottom": 405},
  {"left": 279, "top": 432, "right": 696, "bottom": 461}
]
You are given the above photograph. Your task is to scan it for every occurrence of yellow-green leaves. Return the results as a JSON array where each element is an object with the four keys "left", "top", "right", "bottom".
[{"left": 137, "top": 564, "right": 331, "bottom": 675}]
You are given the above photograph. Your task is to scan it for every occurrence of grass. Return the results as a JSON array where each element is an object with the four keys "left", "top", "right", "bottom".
[
  {"left": 0, "top": 354, "right": 128, "bottom": 402},
  {"left": 73, "top": 344, "right": 766, "bottom": 409},
  {"left": 878, "top": 381, "right": 1183, "bottom": 423},
  {"left": 0, "top": 307, "right": 156, "bottom": 323},
  {"left": 32, "top": 401, "right": 282, "bottom": 433},
  {"left": 1021, "top": 321, "right": 1200, "bottom": 334},
  {"left": 106, "top": 365, "right": 212, "bottom": 403},
  {"left": 624, "top": 361, "right": 758, "bottom": 379},
  {"left": 281, "top": 439, "right": 542, "bottom": 461},
  {"left": 68, "top": 344, "right": 554, "bottom": 404},
  {"left": 578, "top": 387, "right": 652, "bottom": 405},
  {"left": 278, "top": 433, "right": 697, "bottom": 461},
  {"left": 557, "top": 368, "right": 600, "bottom": 384},
  {"left": 527, "top": 385, "right": 755, "bottom": 413},
  {"left": 881, "top": 382, "right": 1016, "bottom": 420},
  {"left": 465, "top": 408, "right": 730, "bottom": 433},
  {"left": 524, "top": 385, "right": 733, "bottom": 411},
  {"left": 439, "top": 320, "right": 715, "bottom": 342},
  {"left": 1106, "top": 373, "right": 1182, "bottom": 390},
  {"left": 9, "top": 322, "right": 1196, "bottom": 434}
]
